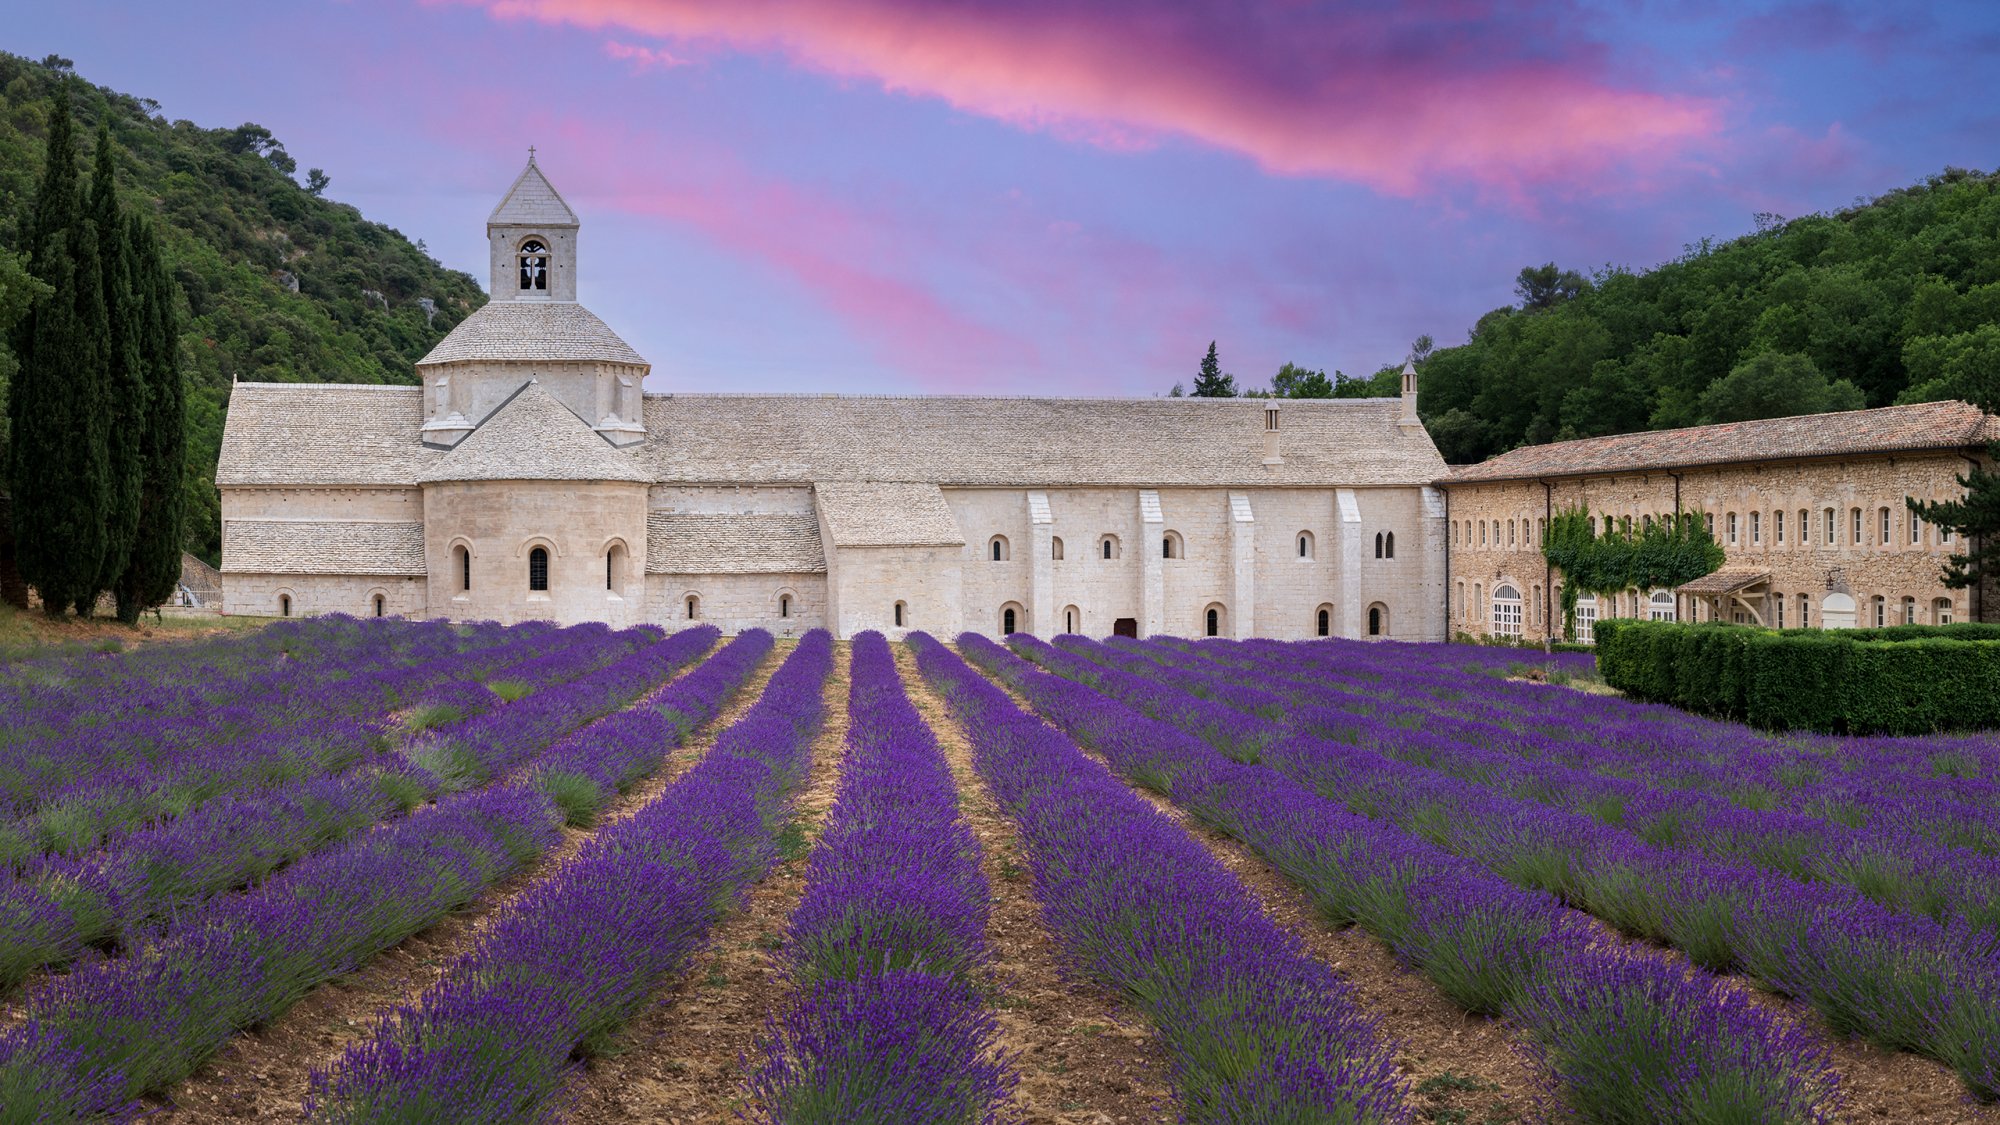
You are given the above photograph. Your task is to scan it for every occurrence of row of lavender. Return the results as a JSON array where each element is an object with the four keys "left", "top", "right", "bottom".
[
  {"left": 1034, "top": 633, "right": 2000, "bottom": 1101},
  {"left": 979, "top": 633, "right": 1839, "bottom": 1123},
  {"left": 1134, "top": 636, "right": 2000, "bottom": 930},
  {"left": 0, "top": 625, "right": 726, "bottom": 996},
  {"left": 911, "top": 632, "right": 1414, "bottom": 1122},
  {"left": 0, "top": 626, "right": 775, "bottom": 1119},
  {"left": 0, "top": 618, "right": 637, "bottom": 852},
  {"left": 305, "top": 631, "right": 833, "bottom": 1123},
  {"left": 750, "top": 632, "right": 1010, "bottom": 1121}
]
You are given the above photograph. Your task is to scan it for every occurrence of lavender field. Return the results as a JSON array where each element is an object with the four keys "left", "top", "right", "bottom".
[{"left": 2, "top": 618, "right": 1998, "bottom": 1123}]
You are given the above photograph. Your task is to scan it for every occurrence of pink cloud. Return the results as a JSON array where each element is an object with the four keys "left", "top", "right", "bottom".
[
  {"left": 463, "top": 0, "right": 1723, "bottom": 195},
  {"left": 602, "top": 38, "right": 690, "bottom": 69}
]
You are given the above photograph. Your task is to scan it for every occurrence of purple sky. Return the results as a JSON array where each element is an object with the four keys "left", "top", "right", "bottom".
[{"left": 13, "top": 1, "right": 2000, "bottom": 396}]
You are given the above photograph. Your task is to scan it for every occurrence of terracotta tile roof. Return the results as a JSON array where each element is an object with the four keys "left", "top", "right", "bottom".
[
  {"left": 221, "top": 520, "right": 426, "bottom": 575},
  {"left": 217, "top": 384, "right": 438, "bottom": 487},
  {"left": 814, "top": 482, "right": 966, "bottom": 547},
  {"left": 489, "top": 158, "right": 579, "bottom": 227},
  {"left": 418, "top": 382, "right": 650, "bottom": 484},
  {"left": 1446, "top": 400, "right": 2000, "bottom": 484},
  {"left": 417, "top": 301, "right": 644, "bottom": 366},
  {"left": 646, "top": 512, "right": 826, "bottom": 573},
  {"left": 1677, "top": 568, "right": 1771, "bottom": 596}
]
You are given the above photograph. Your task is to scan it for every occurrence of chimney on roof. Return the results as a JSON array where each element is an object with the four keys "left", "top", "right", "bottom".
[
  {"left": 1262, "top": 403, "right": 1283, "bottom": 466},
  {"left": 1398, "top": 359, "right": 1421, "bottom": 432}
]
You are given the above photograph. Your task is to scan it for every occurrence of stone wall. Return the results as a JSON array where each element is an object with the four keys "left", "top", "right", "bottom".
[
  {"left": 223, "top": 573, "right": 427, "bottom": 619},
  {"left": 422, "top": 479, "right": 650, "bottom": 626},
  {"left": 1443, "top": 451, "right": 1989, "bottom": 643},
  {"left": 645, "top": 572, "right": 826, "bottom": 638}
]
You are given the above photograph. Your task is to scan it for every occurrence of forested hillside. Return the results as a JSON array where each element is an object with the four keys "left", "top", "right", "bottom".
[
  {"left": 1419, "top": 169, "right": 2000, "bottom": 464},
  {"left": 0, "top": 53, "right": 485, "bottom": 560}
]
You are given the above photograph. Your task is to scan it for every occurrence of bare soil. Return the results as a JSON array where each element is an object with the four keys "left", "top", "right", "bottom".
[
  {"left": 556, "top": 641, "right": 853, "bottom": 1122},
  {"left": 147, "top": 644, "right": 785, "bottom": 1122},
  {"left": 897, "top": 641, "right": 1175, "bottom": 1124}
]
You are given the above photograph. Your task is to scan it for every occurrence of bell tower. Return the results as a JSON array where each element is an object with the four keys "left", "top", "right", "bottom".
[{"left": 488, "top": 147, "right": 579, "bottom": 302}]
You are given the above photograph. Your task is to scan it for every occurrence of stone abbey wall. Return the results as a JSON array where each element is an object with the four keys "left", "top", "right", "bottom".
[{"left": 1444, "top": 451, "right": 1988, "bottom": 643}]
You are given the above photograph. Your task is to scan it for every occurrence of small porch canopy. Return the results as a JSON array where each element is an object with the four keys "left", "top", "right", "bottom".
[{"left": 1677, "top": 568, "right": 1772, "bottom": 625}]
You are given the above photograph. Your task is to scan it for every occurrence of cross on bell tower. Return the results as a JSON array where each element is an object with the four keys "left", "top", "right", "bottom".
[{"left": 487, "top": 148, "right": 580, "bottom": 302}]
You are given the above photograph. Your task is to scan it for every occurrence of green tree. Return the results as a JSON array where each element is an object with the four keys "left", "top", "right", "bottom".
[
  {"left": 8, "top": 84, "right": 112, "bottom": 616},
  {"left": 115, "top": 213, "right": 185, "bottom": 621},
  {"left": 305, "top": 167, "right": 329, "bottom": 197},
  {"left": 1270, "top": 361, "right": 1334, "bottom": 398},
  {"left": 1515, "top": 262, "right": 1591, "bottom": 310},
  {"left": 1907, "top": 325, "right": 2000, "bottom": 595},
  {"left": 88, "top": 120, "right": 145, "bottom": 613},
  {"left": 1191, "top": 341, "right": 1236, "bottom": 397},
  {"left": 1696, "top": 350, "right": 1864, "bottom": 424}
]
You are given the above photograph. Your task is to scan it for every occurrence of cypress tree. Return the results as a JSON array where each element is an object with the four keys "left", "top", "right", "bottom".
[
  {"left": 8, "top": 84, "right": 111, "bottom": 617},
  {"left": 116, "top": 213, "right": 186, "bottom": 622},
  {"left": 1192, "top": 341, "right": 1236, "bottom": 398},
  {"left": 89, "top": 120, "right": 145, "bottom": 614}
]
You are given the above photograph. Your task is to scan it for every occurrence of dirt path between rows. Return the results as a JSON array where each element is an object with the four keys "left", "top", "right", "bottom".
[
  {"left": 150, "top": 643, "right": 785, "bottom": 1122},
  {"left": 962, "top": 653, "right": 1542, "bottom": 1125},
  {"left": 557, "top": 640, "right": 852, "bottom": 1123},
  {"left": 898, "top": 641, "right": 1174, "bottom": 1124}
]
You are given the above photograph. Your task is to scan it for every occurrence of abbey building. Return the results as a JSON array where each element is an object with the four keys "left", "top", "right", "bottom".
[{"left": 216, "top": 156, "right": 1451, "bottom": 640}]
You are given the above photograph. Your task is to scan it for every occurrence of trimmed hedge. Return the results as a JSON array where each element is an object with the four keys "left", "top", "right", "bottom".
[{"left": 1596, "top": 619, "right": 2000, "bottom": 735}]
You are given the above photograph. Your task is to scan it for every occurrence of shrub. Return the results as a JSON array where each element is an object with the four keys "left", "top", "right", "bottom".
[{"left": 1601, "top": 620, "right": 2000, "bottom": 734}]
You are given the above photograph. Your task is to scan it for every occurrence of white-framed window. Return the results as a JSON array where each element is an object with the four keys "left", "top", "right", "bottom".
[
  {"left": 1824, "top": 507, "right": 1835, "bottom": 545},
  {"left": 1902, "top": 596, "right": 1917, "bottom": 625},
  {"left": 1727, "top": 512, "right": 1739, "bottom": 545},
  {"left": 1852, "top": 507, "right": 1863, "bottom": 545},
  {"left": 1649, "top": 590, "right": 1676, "bottom": 622},
  {"left": 1492, "top": 585, "right": 1523, "bottom": 637},
  {"left": 1872, "top": 595, "right": 1886, "bottom": 628},
  {"left": 1574, "top": 596, "right": 1598, "bottom": 645},
  {"left": 1773, "top": 593, "right": 1784, "bottom": 628},
  {"left": 1750, "top": 511, "right": 1761, "bottom": 544},
  {"left": 1936, "top": 597, "right": 1955, "bottom": 625},
  {"left": 1879, "top": 507, "right": 1892, "bottom": 546},
  {"left": 1799, "top": 593, "right": 1810, "bottom": 628}
]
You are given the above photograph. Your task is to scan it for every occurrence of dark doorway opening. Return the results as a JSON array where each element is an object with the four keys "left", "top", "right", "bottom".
[{"left": 1113, "top": 617, "right": 1139, "bottom": 638}]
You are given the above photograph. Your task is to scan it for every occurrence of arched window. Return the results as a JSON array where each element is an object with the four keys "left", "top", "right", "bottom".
[
  {"left": 1901, "top": 596, "right": 1916, "bottom": 625},
  {"left": 1375, "top": 532, "right": 1385, "bottom": 558},
  {"left": 1935, "top": 597, "right": 1955, "bottom": 625},
  {"left": 373, "top": 594, "right": 385, "bottom": 618},
  {"left": 1879, "top": 507, "right": 1892, "bottom": 546},
  {"left": 686, "top": 595, "right": 700, "bottom": 620},
  {"left": 1063, "top": 605, "right": 1080, "bottom": 635},
  {"left": 894, "top": 601, "right": 906, "bottom": 627},
  {"left": 605, "top": 543, "right": 627, "bottom": 592},
  {"left": 1316, "top": 606, "right": 1331, "bottom": 637},
  {"left": 1871, "top": 595, "right": 1885, "bottom": 628},
  {"left": 518, "top": 238, "right": 549, "bottom": 291},
  {"left": 1799, "top": 593, "right": 1810, "bottom": 627},
  {"left": 1649, "top": 590, "right": 1676, "bottom": 622},
  {"left": 454, "top": 544, "right": 471, "bottom": 592},
  {"left": 1002, "top": 606, "right": 1018, "bottom": 634},
  {"left": 1162, "top": 531, "right": 1183, "bottom": 560},
  {"left": 1384, "top": 532, "right": 1395, "bottom": 559},
  {"left": 1473, "top": 583, "right": 1483, "bottom": 625},
  {"left": 528, "top": 547, "right": 549, "bottom": 592},
  {"left": 1298, "top": 532, "right": 1315, "bottom": 559},
  {"left": 1100, "top": 535, "right": 1120, "bottom": 560},
  {"left": 1051, "top": 537, "right": 1064, "bottom": 561},
  {"left": 1367, "top": 603, "right": 1387, "bottom": 637},
  {"left": 989, "top": 536, "right": 1010, "bottom": 562},
  {"left": 1492, "top": 585, "right": 1522, "bottom": 637},
  {"left": 279, "top": 593, "right": 292, "bottom": 618},
  {"left": 780, "top": 594, "right": 792, "bottom": 619},
  {"left": 1507, "top": 519, "right": 1516, "bottom": 547},
  {"left": 1204, "top": 603, "right": 1224, "bottom": 638}
]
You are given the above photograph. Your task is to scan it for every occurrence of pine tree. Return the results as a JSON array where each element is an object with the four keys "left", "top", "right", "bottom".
[
  {"left": 116, "top": 213, "right": 186, "bottom": 622},
  {"left": 1909, "top": 365, "right": 2000, "bottom": 603},
  {"left": 1191, "top": 341, "right": 1236, "bottom": 398},
  {"left": 8, "top": 84, "right": 112, "bottom": 617},
  {"left": 90, "top": 120, "right": 146, "bottom": 614}
]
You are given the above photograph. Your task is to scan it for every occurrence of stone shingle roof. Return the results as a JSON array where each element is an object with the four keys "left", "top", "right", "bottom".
[
  {"left": 217, "top": 384, "right": 438, "bottom": 487},
  {"left": 417, "top": 302, "right": 645, "bottom": 366},
  {"left": 646, "top": 512, "right": 826, "bottom": 573},
  {"left": 1677, "top": 568, "right": 1770, "bottom": 596},
  {"left": 637, "top": 395, "right": 1445, "bottom": 487},
  {"left": 814, "top": 482, "right": 966, "bottom": 547},
  {"left": 419, "top": 382, "right": 650, "bottom": 484},
  {"left": 222, "top": 520, "right": 425, "bottom": 575},
  {"left": 218, "top": 387, "right": 1448, "bottom": 490},
  {"left": 489, "top": 158, "right": 579, "bottom": 227},
  {"left": 1448, "top": 400, "right": 2000, "bottom": 484}
]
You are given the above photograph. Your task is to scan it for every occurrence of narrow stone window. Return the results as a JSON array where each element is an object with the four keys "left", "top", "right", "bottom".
[
  {"left": 1375, "top": 532, "right": 1385, "bottom": 558},
  {"left": 1727, "top": 512, "right": 1738, "bottom": 545},
  {"left": 989, "top": 536, "right": 1009, "bottom": 562},
  {"left": 780, "top": 594, "right": 792, "bottom": 619},
  {"left": 1316, "top": 607, "right": 1330, "bottom": 637},
  {"left": 1384, "top": 532, "right": 1395, "bottom": 559},
  {"left": 1368, "top": 605, "right": 1384, "bottom": 636},
  {"left": 456, "top": 545, "right": 471, "bottom": 591},
  {"left": 1823, "top": 508, "right": 1834, "bottom": 545},
  {"left": 1298, "top": 532, "right": 1314, "bottom": 559},
  {"left": 1872, "top": 595, "right": 1885, "bottom": 628},
  {"left": 1065, "top": 606, "right": 1078, "bottom": 634},
  {"left": 1103, "top": 539, "right": 1113, "bottom": 559},
  {"left": 1851, "top": 507, "right": 1863, "bottom": 545},
  {"left": 1774, "top": 510, "right": 1784, "bottom": 544},
  {"left": 1910, "top": 510, "right": 1922, "bottom": 545},
  {"left": 1774, "top": 594, "right": 1784, "bottom": 627},
  {"left": 1799, "top": 593, "right": 1810, "bottom": 627},
  {"left": 1797, "top": 509, "right": 1808, "bottom": 548},
  {"left": 1051, "top": 537, "right": 1064, "bottom": 560},
  {"left": 894, "top": 601, "right": 905, "bottom": 627},
  {"left": 1003, "top": 607, "right": 1017, "bottom": 634},
  {"left": 518, "top": 239, "right": 549, "bottom": 290},
  {"left": 528, "top": 547, "right": 549, "bottom": 592},
  {"left": 279, "top": 593, "right": 292, "bottom": 618},
  {"left": 1901, "top": 596, "right": 1916, "bottom": 625},
  {"left": 1163, "top": 531, "right": 1183, "bottom": 559},
  {"left": 1750, "top": 511, "right": 1760, "bottom": 544},
  {"left": 1206, "top": 607, "right": 1220, "bottom": 637},
  {"left": 373, "top": 594, "right": 385, "bottom": 618},
  {"left": 686, "top": 595, "right": 699, "bottom": 620},
  {"left": 1936, "top": 597, "right": 1954, "bottom": 625}
]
